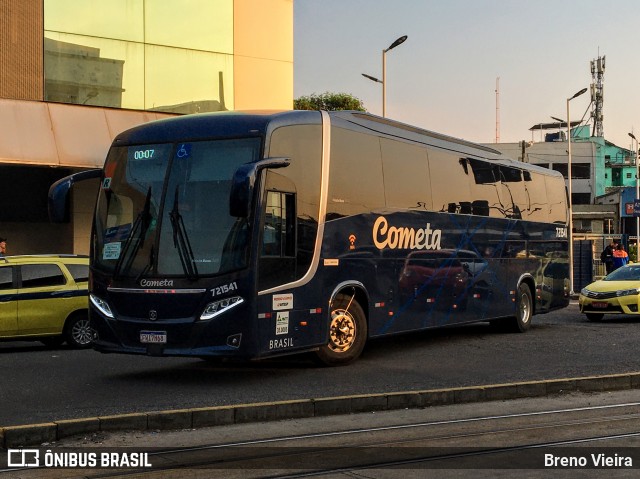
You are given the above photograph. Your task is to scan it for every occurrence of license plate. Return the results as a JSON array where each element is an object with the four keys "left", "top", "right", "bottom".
[
  {"left": 140, "top": 331, "right": 167, "bottom": 344},
  {"left": 592, "top": 302, "right": 609, "bottom": 309}
]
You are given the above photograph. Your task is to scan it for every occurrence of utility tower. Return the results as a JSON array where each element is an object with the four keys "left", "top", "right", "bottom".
[{"left": 590, "top": 55, "right": 605, "bottom": 137}]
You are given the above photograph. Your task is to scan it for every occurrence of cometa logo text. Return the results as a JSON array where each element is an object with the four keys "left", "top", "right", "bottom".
[{"left": 372, "top": 216, "right": 442, "bottom": 251}]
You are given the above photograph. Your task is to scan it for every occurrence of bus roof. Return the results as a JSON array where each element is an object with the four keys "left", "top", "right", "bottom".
[
  {"left": 332, "top": 111, "right": 504, "bottom": 157},
  {"left": 112, "top": 110, "right": 322, "bottom": 146},
  {"left": 110, "top": 110, "right": 561, "bottom": 179}
]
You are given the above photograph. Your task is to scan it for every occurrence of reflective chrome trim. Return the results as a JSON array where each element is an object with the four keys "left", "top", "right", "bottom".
[
  {"left": 582, "top": 290, "right": 621, "bottom": 300},
  {"left": 259, "top": 110, "right": 331, "bottom": 296},
  {"left": 107, "top": 287, "right": 207, "bottom": 294}
]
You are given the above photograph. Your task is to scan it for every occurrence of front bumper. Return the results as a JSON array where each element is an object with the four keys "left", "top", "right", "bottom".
[
  {"left": 90, "top": 308, "right": 249, "bottom": 358},
  {"left": 578, "top": 295, "right": 640, "bottom": 315}
]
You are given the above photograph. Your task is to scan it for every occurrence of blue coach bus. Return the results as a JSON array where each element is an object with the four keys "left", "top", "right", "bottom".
[{"left": 49, "top": 110, "right": 569, "bottom": 365}]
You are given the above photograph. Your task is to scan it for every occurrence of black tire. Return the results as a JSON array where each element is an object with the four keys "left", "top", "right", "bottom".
[
  {"left": 586, "top": 312, "right": 604, "bottom": 322},
  {"left": 507, "top": 283, "right": 533, "bottom": 333},
  {"left": 315, "top": 293, "right": 367, "bottom": 366},
  {"left": 64, "top": 312, "right": 95, "bottom": 348}
]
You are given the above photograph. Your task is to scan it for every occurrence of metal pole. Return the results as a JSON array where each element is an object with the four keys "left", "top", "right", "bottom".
[
  {"left": 565, "top": 88, "right": 587, "bottom": 294},
  {"left": 629, "top": 132, "right": 639, "bottom": 257},
  {"left": 382, "top": 49, "right": 386, "bottom": 118},
  {"left": 567, "top": 97, "right": 574, "bottom": 295},
  {"left": 631, "top": 137, "right": 640, "bottom": 249}
]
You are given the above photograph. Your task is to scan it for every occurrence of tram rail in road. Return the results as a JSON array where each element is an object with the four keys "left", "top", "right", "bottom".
[{"left": 4, "top": 389, "right": 640, "bottom": 478}]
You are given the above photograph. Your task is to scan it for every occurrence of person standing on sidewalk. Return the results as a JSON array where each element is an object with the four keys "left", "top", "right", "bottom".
[
  {"left": 612, "top": 243, "right": 629, "bottom": 271},
  {"left": 600, "top": 239, "right": 618, "bottom": 274}
]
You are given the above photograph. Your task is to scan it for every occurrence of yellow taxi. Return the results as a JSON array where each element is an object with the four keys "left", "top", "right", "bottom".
[
  {"left": 0, "top": 255, "right": 93, "bottom": 347},
  {"left": 579, "top": 263, "right": 640, "bottom": 322}
]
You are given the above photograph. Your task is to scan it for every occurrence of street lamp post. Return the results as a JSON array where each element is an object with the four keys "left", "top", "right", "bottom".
[
  {"left": 362, "top": 35, "right": 407, "bottom": 117},
  {"left": 629, "top": 132, "right": 639, "bottom": 251},
  {"left": 567, "top": 87, "right": 587, "bottom": 295}
]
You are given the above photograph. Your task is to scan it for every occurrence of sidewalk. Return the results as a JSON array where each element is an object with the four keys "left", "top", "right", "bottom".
[{"left": 3, "top": 371, "right": 639, "bottom": 448}]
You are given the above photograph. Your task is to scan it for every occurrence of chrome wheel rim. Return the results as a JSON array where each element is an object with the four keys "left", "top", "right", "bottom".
[
  {"left": 328, "top": 309, "right": 356, "bottom": 353},
  {"left": 519, "top": 291, "right": 531, "bottom": 324},
  {"left": 72, "top": 319, "right": 94, "bottom": 346}
]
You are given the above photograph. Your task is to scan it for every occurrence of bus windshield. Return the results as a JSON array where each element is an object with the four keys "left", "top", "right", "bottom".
[{"left": 93, "top": 138, "right": 261, "bottom": 278}]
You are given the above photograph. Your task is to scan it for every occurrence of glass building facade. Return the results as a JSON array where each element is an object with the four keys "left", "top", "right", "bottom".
[
  {"left": 44, "top": 0, "right": 235, "bottom": 113},
  {"left": 0, "top": 0, "right": 292, "bottom": 255}
]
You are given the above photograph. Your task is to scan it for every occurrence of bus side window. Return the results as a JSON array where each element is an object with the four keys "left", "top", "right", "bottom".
[
  {"left": 259, "top": 189, "right": 298, "bottom": 290},
  {"left": 262, "top": 191, "right": 296, "bottom": 257}
]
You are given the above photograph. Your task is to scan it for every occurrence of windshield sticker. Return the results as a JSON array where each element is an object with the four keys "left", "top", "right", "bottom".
[
  {"left": 273, "top": 293, "right": 293, "bottom": 311},
  {"left": 104, "top": 224, "right": 132, "bottom": 242},
  {"left": 103, "top": 242, "right": 121, "bottom": 260},
  {"left": 176, "top": 143, "right": 191, "bottom": 159},
  {"left": 276, "top": 312, "right": 289, "bottom": 335},
  {"left": 102, "top": 178, "right": 112, "bottom": 189}
]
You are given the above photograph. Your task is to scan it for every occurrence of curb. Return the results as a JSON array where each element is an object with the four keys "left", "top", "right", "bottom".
[{"left": 2, "top": 371, "right": 640, "bottom": 448}]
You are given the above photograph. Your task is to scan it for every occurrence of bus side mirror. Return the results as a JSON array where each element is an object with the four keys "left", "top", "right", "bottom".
[
  {"left": 48, "top": 169, "right": 102, "bottom": 222},
  {"left": 229, "top": 157, "right": 290, "bottom": 218}
]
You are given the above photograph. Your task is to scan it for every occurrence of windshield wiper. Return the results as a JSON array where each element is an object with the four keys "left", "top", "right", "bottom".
[
  {"left": 170, "top": 186, "right": 199, "bottom": 280},
  {"left": 113, "top": 187, "right": 152, "bottom": 279},
  {"left": 135, "top": 245, "right": 155, "bottom": 284}
]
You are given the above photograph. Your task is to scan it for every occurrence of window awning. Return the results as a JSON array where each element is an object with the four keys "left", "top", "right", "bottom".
[{"left": 0, "top": 99, "right": 175, "bottom": 168}]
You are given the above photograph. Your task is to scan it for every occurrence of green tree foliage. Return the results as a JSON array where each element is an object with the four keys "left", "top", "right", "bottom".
[{"left": 294, "top": 92, "right": 366, "bottom": 111}]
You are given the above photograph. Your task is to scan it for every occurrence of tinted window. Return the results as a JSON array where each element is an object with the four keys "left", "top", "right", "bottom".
[
  {"left": 66, "top": 264, "right": 89, "bottom": 282},
  {"left": 258, "top": 187, "right": 297, "bottom": 291},
  {"left": 521, "top": 171, "right": 550, "bottom": 222},
  {"left": 429, "top": 151, "right": 473, "bottom": 214},
  {"left": 94, "top": 138, "right": 259, "bottom": 278},
  {"left": 464, "top": 158, "right": 501, "bottom": 217},
  {"left": 267, "top": 124, "right": 322, "bottom": 287},
  {"left": 157, "top": 139, "right": 259, "bottom": 276},
  {"left": 546, "top": 175, "right": 569, "bottom": 223},
  {"left": 21, "top": 264, "right": 66, "bottom": 288},
  {"left": 262, "top": 191, "right": 296, "bottom": 258},
  {"left": 497, "top": 165, "right": 526, "bottom": 219},
  {"left": 380, "top": 138, "right": 431, "bottom": 210},
  {"left": 0, "top": 266, "right": 13, "bottom": 290},
  {"left": 328, "top": 127, "right": 385, "bottom": 218}
]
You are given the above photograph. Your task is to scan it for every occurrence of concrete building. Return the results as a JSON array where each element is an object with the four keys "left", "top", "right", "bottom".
[{"left": 0, "top": 0, "right": 293, "bottom": 255}]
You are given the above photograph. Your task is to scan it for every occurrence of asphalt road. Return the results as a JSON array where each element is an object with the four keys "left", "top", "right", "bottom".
[{"left": 2, "top": 302, "right": 640, "bottom": 427}]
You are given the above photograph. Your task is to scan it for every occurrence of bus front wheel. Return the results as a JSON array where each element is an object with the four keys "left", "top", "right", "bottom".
[{"left": 315, "top": 294, "right": 367, "bottom": 366}]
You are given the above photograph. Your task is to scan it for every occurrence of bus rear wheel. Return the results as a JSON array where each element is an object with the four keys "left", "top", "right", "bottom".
[
  {"left": 508, "top": 283, "right": 533, "bottom": 333},
  {"left": 315, "top": 293, "right": 367, "bottom": 366}
]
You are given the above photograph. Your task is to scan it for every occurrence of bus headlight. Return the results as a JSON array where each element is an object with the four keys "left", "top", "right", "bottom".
[
  {"left": 200, "top": 296, "right": 244, "bottom": 320},
  {"left": 90, "top": 294, "right": 114, "bottom": 318}
]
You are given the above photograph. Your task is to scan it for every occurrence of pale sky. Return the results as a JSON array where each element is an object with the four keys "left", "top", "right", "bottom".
[{"left": 294, "top": 0, "right": 640, "bottom": 150}]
